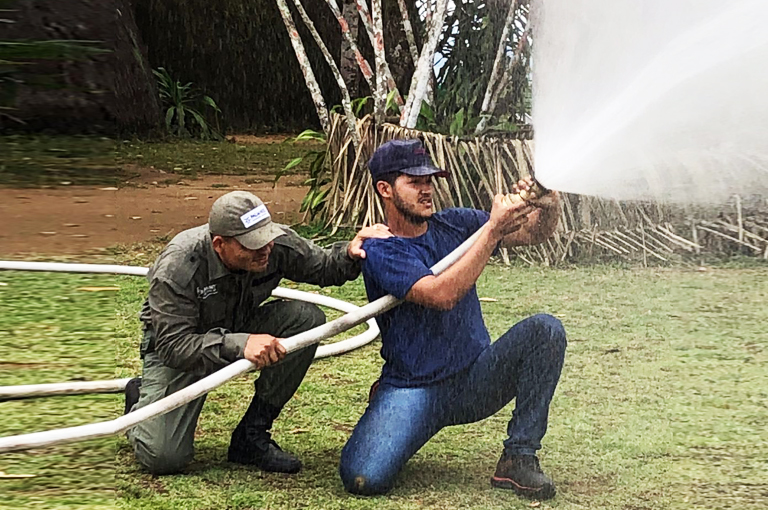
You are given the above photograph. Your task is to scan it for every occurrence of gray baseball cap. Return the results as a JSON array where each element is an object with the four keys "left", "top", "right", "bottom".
[{"left": 208, "top": 191, "right": 285, "bottom": 250}]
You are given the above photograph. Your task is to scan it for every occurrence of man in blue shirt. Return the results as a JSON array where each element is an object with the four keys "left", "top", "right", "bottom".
[{"left": 339, "top": 139, "right": 567, "bottom": 500}]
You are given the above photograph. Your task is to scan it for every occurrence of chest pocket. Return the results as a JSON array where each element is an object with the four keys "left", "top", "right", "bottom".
[{"left": 198, "top": 292, "right": 230, "bottom": 331}]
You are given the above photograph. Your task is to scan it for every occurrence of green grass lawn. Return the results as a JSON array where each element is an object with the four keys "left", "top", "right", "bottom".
[
  {"left": 0, "top": 135, "right": 319, "bottom": 188},
  {"left": 116, "top": 138, "right": 320, "bottom": 179},
  {"left": 1, "top": 263, "right": 766, "bottom": 509}
]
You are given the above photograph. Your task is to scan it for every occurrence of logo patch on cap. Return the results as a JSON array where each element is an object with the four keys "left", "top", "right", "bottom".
[{"left": 240, "top": 204, "right": 270, "bottom": 228}]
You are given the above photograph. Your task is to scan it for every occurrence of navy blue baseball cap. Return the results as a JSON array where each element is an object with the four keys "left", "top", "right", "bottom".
[{"left": 368, "top": 139, "right": 448, "bottom": 180}]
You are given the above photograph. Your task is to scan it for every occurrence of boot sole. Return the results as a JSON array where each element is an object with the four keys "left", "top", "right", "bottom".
[{"left": 491, "top": 476, "right": 556, "bottom": 500}]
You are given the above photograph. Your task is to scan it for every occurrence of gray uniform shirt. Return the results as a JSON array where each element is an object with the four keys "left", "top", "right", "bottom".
[{"left": 139, "top": 224, "right": 360, "bottom": 374}]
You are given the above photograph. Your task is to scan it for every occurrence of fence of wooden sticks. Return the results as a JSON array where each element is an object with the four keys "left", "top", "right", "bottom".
[{"left": 322, "top": 113, "right": 768, "bottom": 265}]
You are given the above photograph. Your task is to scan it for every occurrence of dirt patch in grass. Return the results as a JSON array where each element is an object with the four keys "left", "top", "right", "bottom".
[
  {"left": 0, "top": 166, "right": 307, "bottom": 256},
  {"left": 0, "top": 135, "right": 319, "bottom": 256}
]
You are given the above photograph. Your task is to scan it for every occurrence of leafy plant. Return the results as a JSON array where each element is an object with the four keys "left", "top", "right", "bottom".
[
  {"left": 432, "top": 0, "right": 531, "bottom": 134},
  {"left": 331, "top": 96, "right": 372, "bottom": 118},
  {"left": 448, "top": 107, "right": 468, "bottom": 137},
  {"left": 153, "top": 67, "right": 222, "bottom": 139},
  {"left": 415, "top": 100, "right": 437, "bottom": 132},
  {"left": 277, "top": 129, "right": 329, "bottom": 222}
]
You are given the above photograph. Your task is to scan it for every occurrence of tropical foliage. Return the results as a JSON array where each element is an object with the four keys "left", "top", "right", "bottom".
[
  {"left": 277, "top": 129, "right": 330, "bottom": 221},
  {"left": 431, "top": 0, "right": 531, "bottom": 135},
  {"left": 153, "top": 67, "right": 222, "bottom": 139}
]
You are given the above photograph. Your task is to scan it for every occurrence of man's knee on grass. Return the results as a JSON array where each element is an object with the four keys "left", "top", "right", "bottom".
[
  {"left": 132, "top": 437, "right": 194, "bottom": 476},
  {"left": 339, "top": 457, "right": 394, "bottom": 496},
  {"left": 524, "top": 313, "right": 567, "bottom": 356},
  {"left": 342, "top": 472, "right": 393, "bottom": 496}
]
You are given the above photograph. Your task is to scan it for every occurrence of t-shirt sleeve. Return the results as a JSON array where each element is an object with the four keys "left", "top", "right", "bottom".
[
  {"left": 441, "top": 208, "right": 499, "bottom": 255},
  {"left": 456, "top": 208, "right": 490, "bottom": 237},
  {"left": 362, "top": 239, "right": 434, "bottom": 300}
]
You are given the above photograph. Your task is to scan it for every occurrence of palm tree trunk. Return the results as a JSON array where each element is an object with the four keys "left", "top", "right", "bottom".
[{"left": 275, "top": 0, "right": 331, "bottom": 133}]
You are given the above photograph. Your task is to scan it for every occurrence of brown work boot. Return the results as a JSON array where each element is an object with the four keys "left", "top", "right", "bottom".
[{"left": 491, "top": 453, "right": 556, "bottom": 500}]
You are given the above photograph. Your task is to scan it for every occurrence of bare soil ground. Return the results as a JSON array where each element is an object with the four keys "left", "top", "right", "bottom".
[{"left": 0, "top": 166, "right": 307, "bottom": 256}]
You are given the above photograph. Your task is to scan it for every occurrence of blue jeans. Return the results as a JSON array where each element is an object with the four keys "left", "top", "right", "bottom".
[{"left": 339, "top": 314, "right": 567, "bottom": 495}]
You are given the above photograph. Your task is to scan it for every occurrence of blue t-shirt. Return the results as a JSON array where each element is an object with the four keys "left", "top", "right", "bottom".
[{"left": 362, "top": 208, "right": 494, "bottom": 387}]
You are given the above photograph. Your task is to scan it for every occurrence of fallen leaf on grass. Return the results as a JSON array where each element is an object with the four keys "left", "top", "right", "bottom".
[
  {"left": 76, "top": 287, "right": 120, "bottom": 292},
  {"left": 99, "top": 187, "right": 119, "bottom": 191},
  {"left": 288, "top": 428, "right": 309, "bottom": 434},
  {"left": 0, "top": 471, "right": 35, "bottom": 479},
  {"left": 530, "top": 502, "right": 541, "bottom": 508},
  {"left": 478, "top": 297, "right": 498, "bottom": 302}
]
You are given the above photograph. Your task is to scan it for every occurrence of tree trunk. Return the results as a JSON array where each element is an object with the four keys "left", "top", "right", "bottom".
[
  {"left": 476, "top": 0, "right": 520, "bottom": 134},
  {"left": 354, "top": 0, "right": 403, "bottom": 108},
  {"left": 371, "top": 0, "right": 387, "bottom": 123},
  {"left": 0, "top": 0, "right": 159, "bottom": 134},
  {"left": 291, "top": 0, "right": 359, "bottom": 144},
  {"left": 396, "top": 0, "right": 419, "bottom": 64},
  {"left": 401, "top": 0, "right": 448, "bottom": 128},
  {"left": 340, "top": 0, "right": 361, "bottom": 97},
  {"left": 275, "top": 0, "right": 330, "bottom": 133}
]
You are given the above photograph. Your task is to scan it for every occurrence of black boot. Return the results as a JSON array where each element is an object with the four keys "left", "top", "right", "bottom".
[
  {"left": 227, "top": 396, "right": 301, "bottom": 474},
  {"left": 491, "top": 453, "right": 556, "bottom": 500},
  {"left": 123, "top": 377, "right": 141, "bottom": 415}
]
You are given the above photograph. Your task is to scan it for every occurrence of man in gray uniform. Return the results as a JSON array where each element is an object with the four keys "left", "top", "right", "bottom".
[{"left": 126, "top": 191, "right": 390, "bottom": 475}]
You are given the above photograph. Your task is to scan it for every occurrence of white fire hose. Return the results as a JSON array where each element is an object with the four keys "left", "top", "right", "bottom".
[{"left": 0, "top": 226, "right": 485, "bottom": 454}]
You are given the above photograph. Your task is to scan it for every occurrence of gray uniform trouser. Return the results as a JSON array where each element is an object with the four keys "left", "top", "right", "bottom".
[{"left": 126, "top": 300, "right": 324, "bottom": 475}]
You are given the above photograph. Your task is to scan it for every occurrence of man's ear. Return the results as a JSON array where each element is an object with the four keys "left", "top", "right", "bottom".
[
  {"left": 376, "top": 180, "right": 393, "bottom": 199},
  {"left": 211, "top": 235, "right": 225, "bottom": 252}
]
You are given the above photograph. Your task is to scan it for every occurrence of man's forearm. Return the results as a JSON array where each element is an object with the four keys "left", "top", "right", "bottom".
[
  {"left": 153, "top": 327, "right": 249, "bottom": 374},
  {"left": 502, "top": 198, "right": 560, "bottom": 247},
  {"left": 406, "top": 225, "right": 498, "bottom": 310}
]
